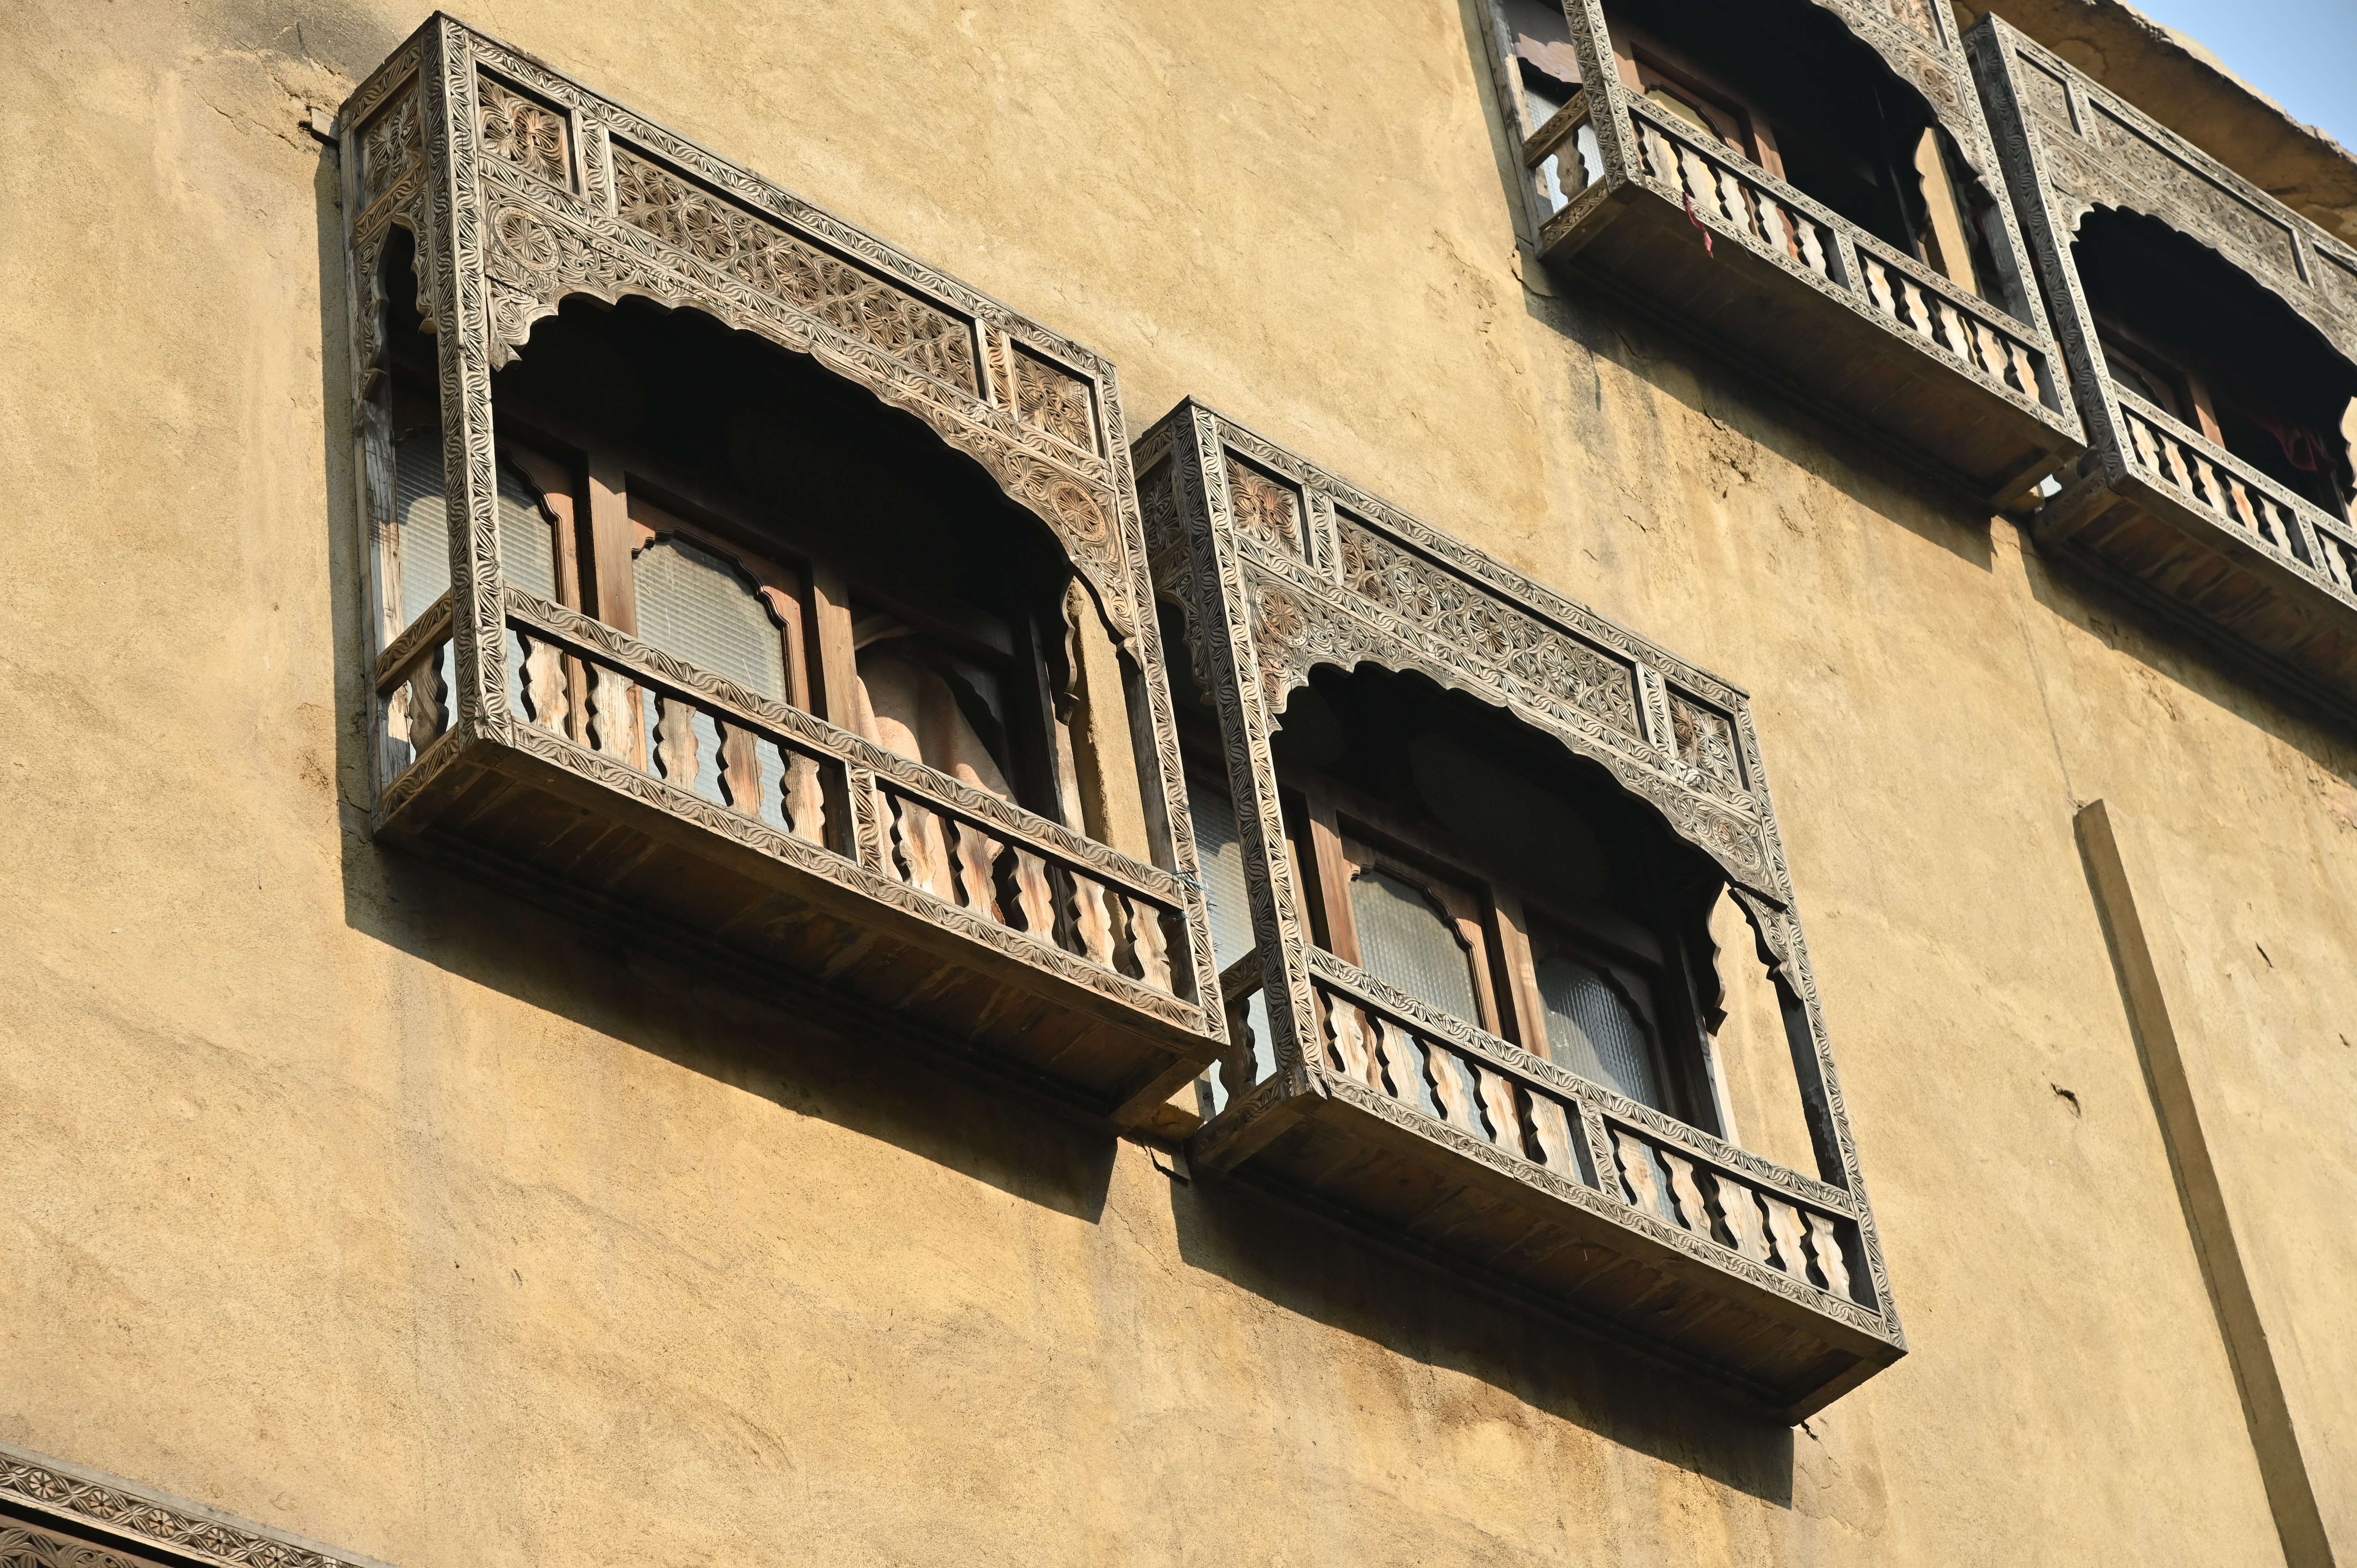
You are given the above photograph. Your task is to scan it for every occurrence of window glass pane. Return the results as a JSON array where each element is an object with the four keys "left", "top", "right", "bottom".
[
  {"left": 496, "top": 462, "right": 558, "bottom": 601},
  {"left": 1187, "top": 778, "right": 1255, "bottom": 970},
  {"left": 1349, "top": 867, "right": 1480, "bottom": 1025},
  {"left": 633, "top": 536, "right": 787, "bottom": 702},
  {"left": 392, "top": 431, "right": 451, "bottom": 630},
  {"left": 1538, "top": 953, "right": 1662, "bottom": 1108}
]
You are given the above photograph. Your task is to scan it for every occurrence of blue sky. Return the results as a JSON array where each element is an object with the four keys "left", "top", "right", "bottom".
[{"left": 2118, "top": 0, "right": 2357, "bottom": 150}]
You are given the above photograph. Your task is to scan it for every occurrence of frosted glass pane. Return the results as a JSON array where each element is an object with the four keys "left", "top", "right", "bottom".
[
  {"left": 392, "top": 433, "right": 451, "bottom": 630},
  {"left": 1350, "top": 867, "right": 1479, "bottom": 1025},
  {"left": 390, "top": 439, "right": 555, "bottom": 626},
  {"left": 634, "top": 537, "right": 787, "bottom": 702},
  {"left": 1187, "top": 779, "right": 1256, "bottom": 970},
  {"left": 1539, "top": 954, "right": 1661, "bottom": 1108},
  {"left": 496, "top": 462, "right": 558, "bottom": 600}
]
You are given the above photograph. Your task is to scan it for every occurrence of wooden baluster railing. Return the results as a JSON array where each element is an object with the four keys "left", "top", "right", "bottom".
[
  {"left": 1427, "top": 1043, "right": 1485, "bottom": 1138},
  {"left": 586, "top": 664, "right": 645, "bottom": 770},
  {"left": 779, "top": 749, "right": 827, "bottom": 844},
  {"left": 715, "top": 723, "right": 761, "bottom": 812},
  {"left": 1761, "top": 1192, "right": 1809, "bottom": 1277},
  {"left": 1474, "top": 1066, "right": 1525, "bottom": 1156},
  {"left": 1007, "top": 847, "right": 1056, "bottom": 936},
  {"left": 948, "top": 820, "right": 1002, "bottom": 921},
  {"left": 890, "top": 795, "right": 954, "bottom": 901},
  {"left": 1527, "top": 1096, "right": 1578, "bottom": 1176},
  {"left": 1124, "top": 897, "right": 1173, "bottom": 992},
  {"left": 1610, "top": 1128, "right": 1678, "bottom": 1227},
  {"left": 651, "top": 692, "right": 697, "bottom": 786},
  {"left": 1658, "top": 1147, "right": 1712, "bottom": 1235},
  {"left": 1710, "top": 1173, "right": 1773, "bottom": 1265},
  {"left": 1805, "top": 1212, "right": 1852, "bottom": 1298},
  {"left": 1069, "top": 876, "right": 1118, "bottom": 968},
  {"left": 519, "top": 633, "right": 567, "bottom": 733}
]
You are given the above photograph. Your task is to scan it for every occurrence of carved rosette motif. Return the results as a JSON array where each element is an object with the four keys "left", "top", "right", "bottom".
[
  {"left": 1226, "top": 456, "right": 1305, "bottom": 556},
  {"left": 1012, "top": 346, "right": 1096, "bottom": 452},
  {"left": 477, "top": 74, "right": 570, "bottom": 189}
]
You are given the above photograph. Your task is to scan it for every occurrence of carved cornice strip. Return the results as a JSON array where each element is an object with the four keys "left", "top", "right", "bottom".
[{"left": 0, "top": 1441, "right": 394, "bottom": 1568}]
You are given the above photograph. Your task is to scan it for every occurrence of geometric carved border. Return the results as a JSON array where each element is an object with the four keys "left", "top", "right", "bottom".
[{"left": 0, "top": 1440, "right": 394, "bottom": 1568}]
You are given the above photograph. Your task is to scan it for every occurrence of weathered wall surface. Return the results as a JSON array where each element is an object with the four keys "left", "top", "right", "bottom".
[{"left": 0, "top": 0, "right": 2348, "bottom": 1564}]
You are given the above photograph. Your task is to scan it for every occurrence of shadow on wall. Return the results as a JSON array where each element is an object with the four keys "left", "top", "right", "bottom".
[
  {"left": 307, "top": 132, "right": 1118, "bottom": 1230},
  {"left": 2018, "top": 521, "right": 2357, "bottom": 774},
  {"left": 1452, "top": 0, "right": 1998, "bottom": 578},
  {"left": 1165, "top": 1165, "right": 1801, "bottom": 1506}
]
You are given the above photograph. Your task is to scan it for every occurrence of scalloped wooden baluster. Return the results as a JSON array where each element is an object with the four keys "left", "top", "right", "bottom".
[
  {"left": 1008, "top": 846, "right": 1057, "bottom": 936},
  {"left": 405, "top": 655, "right": 447, "bottom": 749},
  {"left": 1714, "top": 164, "right": 1749, "bottom": 235},
  {"left": 950, "top": 820, "right": 1002, "bottom": 921},
  {"left": 381, "top": 684, "right": 419, "bottom": 783},
  {"left": 521, "top": 636, "right": 567, "bottom": 733},
  {"left": 891, "top": 796, "right": 954, "bottom": 900},
  {"left": 781, "top": 750, "right": 827, "bottom": 844},
  {"left": 1762, "top": 1193, "right": 1810, "bottom": 1275},
  {"left": 2124, "top": 413, "right": 2160, "bottom": 477},
  {"left": 1427, "top": 1043, "right": 1484, "bottom": 1137},
  {"left": 1859, "top": 256, "right": 1895, "bottom": 320},
  {"left": 1797, "top": 219, "right": 1829, "bottom": 278},
  {"left": 1659, "top": 1148, "right": 1711, "bottom": 1233},
  {"left": 1071, "top": 877, "right": 1118, "bottom": 966},
  {"left": 1372, "top": 1015, "right": 1424, "bottom": 1108},
  {"left": 1125, "top": 896, "right": 1172, "bottom": 991},
  {"left": 718, "top": 722, "right": 762, "bottom": 814},
  {"left": 2009, "top": 339, "right": 2041, "bottom": 399},
  {"left": 1610, "top": 1129, "right": 1677, "bottom": 1226},
  {"left": 1805, "top": 1211, "right": 1852, "bottom": 1298},
  {"left": 1325, "top": 996, "right": 1375, "bottom": 1083},
  {"left": 1527, "top": 1095, "right": 1577, "bottom": 1176},
  {"left": 587, "top": 664, "right": 645, "bottom": 769},
  {"left": 1710, "top": 1173, "right": 1772, "bottom": 1264},
  {"left": 652, "top": 694, "right": 698, "bottom": 786},
  {"left": 1476, "top": 1066, "right": 1527, "bottom": 1157},
  {"left": 1895, "top": 277, "right": 1933, "bottom": 343}
]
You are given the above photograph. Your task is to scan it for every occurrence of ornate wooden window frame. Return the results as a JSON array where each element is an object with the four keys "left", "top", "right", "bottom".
[
  {"left": 336, "top": 17, "right": 1222, "bottom": 1125},
  {"left": 1480, "top": 0, "right": 2084, "bottom": 505},
  {"left": 1140, "top": 400, "right": 1904, "bottom": 1420},
  {"left": 1970, "top": 16, "right": 2357, "bottom": 720}
]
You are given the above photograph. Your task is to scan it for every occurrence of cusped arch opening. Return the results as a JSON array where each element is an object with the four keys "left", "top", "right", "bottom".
[
  {"left": 1597, "top": 0, "right": 2001, "bottom": 277},
  {"left": 371, "top": 230, "right": 1157, "bottom": 842},
  {"left": 2073, "top": 204, "right": 2357, "bottom": 516}
]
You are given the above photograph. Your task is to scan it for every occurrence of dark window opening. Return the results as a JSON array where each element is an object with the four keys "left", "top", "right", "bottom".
[
  {"left": 2074, "top": 206, "right": 2357, "bottom": 519},
  {"left": 1587, "top": 0, "right": 2002, "bottom": 296},
  {"left": 373, "top": 230, "right": 1102, "bottom": 826},
  {"left": 1255, "top": 663, "right": 1734, "bottom": 1127}
]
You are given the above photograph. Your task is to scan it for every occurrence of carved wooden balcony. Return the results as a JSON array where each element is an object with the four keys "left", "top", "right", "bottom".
[
  {"left": 1495, "top": 0, "right": 2082, "bottom": 504},
  {"left": 1140, "top": 401, "right": 1904, "bottom": 1420},
  {"left": 341, "top": 18, "right": 1222, "bottom": 1126},
  {"left": 1971, "top": 18, "right": 2357, "bottom": 719}
]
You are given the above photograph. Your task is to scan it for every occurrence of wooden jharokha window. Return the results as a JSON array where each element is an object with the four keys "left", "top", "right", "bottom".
[
  {"left": 1181, "top": 664, "right": 1733, "bottom": 1125},
  {"left": 370, "top": 231, "right": 1146, "bottom": 850}
]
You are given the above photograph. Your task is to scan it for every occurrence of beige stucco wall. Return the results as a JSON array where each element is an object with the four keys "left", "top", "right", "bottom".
[{"left": 0, "top": 0, "right": 2348, "bottom": 1563}]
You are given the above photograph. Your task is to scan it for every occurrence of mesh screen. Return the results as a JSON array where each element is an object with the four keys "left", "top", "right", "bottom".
[
  {"left": 392, "top": 434, "right": 451, "bottom": 630},
  {"left": 1187, "top": 780, "right": 1256, "bottom": 970},
  {"left": 497, "top": 464, "right": 557, "bottom": 600},
  {"left": 1537, "top": 954, "right": 1662, "bottom": 1108},
  {"left": 389, "top": 439, "right": 556, "bottom": 625},
  {"left": 1350, "top": 867, "right": 1479, "bottom": 1025},
  {"left": 634, "top": 537, "right": 787, "bottom": 701}
]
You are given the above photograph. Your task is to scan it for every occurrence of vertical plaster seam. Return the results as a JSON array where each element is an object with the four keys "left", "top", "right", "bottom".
[{"left": 2074, "top": 800, "right": 2336, "bottom": 1568}]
